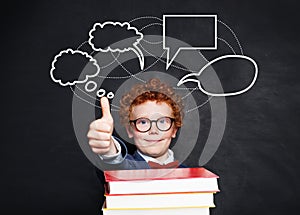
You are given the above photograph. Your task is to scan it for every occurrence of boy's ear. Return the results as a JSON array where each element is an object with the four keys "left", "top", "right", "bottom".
[
  {"left": 172, "top": 128, "right": 178, "bottom": 138},
  {"left": 125, "top": 125, "right": 134, "bottom": 138}
]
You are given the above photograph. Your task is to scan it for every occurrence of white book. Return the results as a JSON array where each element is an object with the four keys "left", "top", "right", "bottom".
[
  {"left": 105, "top": 192, "right": 215, "bottom": 209},
  {"left": 103, "top": 206, "right": 211, "bottom": 215}
]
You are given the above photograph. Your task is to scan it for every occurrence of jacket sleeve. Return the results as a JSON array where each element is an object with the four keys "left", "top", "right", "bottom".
[{"left": 98, "top": 136, "right": 150, "bottom": 170}]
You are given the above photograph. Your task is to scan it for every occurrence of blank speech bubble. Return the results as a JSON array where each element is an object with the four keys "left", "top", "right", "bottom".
[
  {"left": 50, "top": 49, "right": 100, "bottom": 87},
  {"left": 163, "top": 14, "right": 217, "bottom": 70},
  {"left": 88, "top": 21, "right": 144, "bottom": 70},
  {"left": 177, "top": 54, "right": 259, "bottom": 97}
]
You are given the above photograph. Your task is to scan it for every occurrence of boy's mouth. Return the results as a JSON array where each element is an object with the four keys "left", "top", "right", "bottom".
[{"left": 144, "top": 139, "right": 163, "bottom": 143}]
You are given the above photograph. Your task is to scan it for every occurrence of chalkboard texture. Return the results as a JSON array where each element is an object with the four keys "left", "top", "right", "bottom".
[{"left": 1, "top": 0, "right": 299, "bottom": 215}]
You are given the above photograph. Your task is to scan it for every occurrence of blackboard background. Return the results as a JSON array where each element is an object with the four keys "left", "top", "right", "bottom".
[{"left": 1, "top": 0, "right": 299, "bottom": 215}]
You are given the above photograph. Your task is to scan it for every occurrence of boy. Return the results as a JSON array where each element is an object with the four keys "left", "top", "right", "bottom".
[{"left": 87, "top": 78, "right": 185, "bottom": 169}]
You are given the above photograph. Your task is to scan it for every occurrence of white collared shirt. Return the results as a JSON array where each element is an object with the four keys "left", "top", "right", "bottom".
[{"left": 137, "top": 149, "right": 175, "bottom": 165}]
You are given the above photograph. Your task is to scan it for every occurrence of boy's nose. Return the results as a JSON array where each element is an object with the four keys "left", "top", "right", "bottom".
[{"left": 148, "top": 121, "right": 159, "bottom": 134}]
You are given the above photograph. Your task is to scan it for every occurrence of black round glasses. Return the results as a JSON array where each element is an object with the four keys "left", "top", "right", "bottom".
[{"left": 129, "top": 116, "right": 175, "bottom": 132}]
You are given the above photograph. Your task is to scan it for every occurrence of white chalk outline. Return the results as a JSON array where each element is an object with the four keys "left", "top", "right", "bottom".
[
  {"left": 88, "top": 21, "right": 145, "bottom": 70},
  {"left": 85, "top": 80, "right": 97, "bottom": 92},
  {"left": 106, "top": 92, "right": 115, "bottom": 99},
  {"left": 50, "top": 48, "right": 100, "bottom": 87},
  {"left": 96, "top": 89, "right": 106, "bottom": 97},
  {"left": 177, "top": 54, "right": 258, "bottom": 97},
  {"left": 218, "top": 20, "right": 244, "bottom": 55},
  {"left": 163, "top": 14, "right": 217, "bottom": 70}
]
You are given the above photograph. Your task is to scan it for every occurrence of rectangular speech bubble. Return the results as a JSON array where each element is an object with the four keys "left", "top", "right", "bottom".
[{"left": 163, "top": 14, "right": 217, "bottom": 69}]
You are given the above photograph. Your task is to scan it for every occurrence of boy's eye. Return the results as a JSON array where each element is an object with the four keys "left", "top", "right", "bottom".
[
  {"left": 159, "top": 118, "right": 166, "bottom": 124},
  {"left": 137, "top": 118, "right": 149, "bottom": 125},
  {"left": 140, "top": 120, "right": 147, "bottom": 124}
]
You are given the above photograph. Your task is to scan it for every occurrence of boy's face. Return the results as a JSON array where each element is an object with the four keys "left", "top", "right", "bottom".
[{"left": 126, "top": 101, "right": 178, "bottom": 161}]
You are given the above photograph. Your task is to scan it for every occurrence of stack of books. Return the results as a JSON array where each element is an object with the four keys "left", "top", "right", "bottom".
[{"left": 102, "top": 167, "right": 219, "bottom": 215}]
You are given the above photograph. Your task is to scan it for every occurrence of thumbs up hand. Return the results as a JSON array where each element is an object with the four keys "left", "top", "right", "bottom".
[{"left": 87, "top": 97, "right": 117, "bottom": 155}]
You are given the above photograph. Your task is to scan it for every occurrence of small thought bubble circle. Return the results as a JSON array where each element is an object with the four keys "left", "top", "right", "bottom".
[
  {"left": 96, "top": 89, "right": 106, "bottom": 97},
  {"left": 85, "top": 81, "right": 97, "bottom": 92},
  {"left": 107, "top": 92, "right": 115, "bottom": 99}
]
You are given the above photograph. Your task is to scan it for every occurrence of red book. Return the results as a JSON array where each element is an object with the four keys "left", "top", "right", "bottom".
[{"left": 104, "top": 167, "right": 219, "bottom": 195}]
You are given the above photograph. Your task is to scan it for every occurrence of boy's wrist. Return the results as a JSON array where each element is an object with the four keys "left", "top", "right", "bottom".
[{"left": 99, "top": 137, "right": 121, "bottom": 159}]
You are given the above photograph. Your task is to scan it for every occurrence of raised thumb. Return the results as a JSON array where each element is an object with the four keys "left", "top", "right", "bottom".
[{"left": 100, "top": 97, "right": 112, "bottom": 120}]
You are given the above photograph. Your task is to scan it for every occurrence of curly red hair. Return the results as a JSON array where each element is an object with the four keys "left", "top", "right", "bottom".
[{"left": 119, "top": 78, "right": 184, "bottom": 128}]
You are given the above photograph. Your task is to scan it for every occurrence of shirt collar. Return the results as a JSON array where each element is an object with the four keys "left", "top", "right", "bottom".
[{"left": 137, "top": 149, "right": 175, "bottom": 165}]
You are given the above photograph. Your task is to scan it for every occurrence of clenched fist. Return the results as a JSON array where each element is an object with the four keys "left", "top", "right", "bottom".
[{"left": 87, "top": 97, "right": 117, "bottom": 155}]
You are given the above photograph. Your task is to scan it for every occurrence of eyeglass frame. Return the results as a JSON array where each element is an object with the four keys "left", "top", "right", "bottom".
[{"left": 129, "top": 116, "right": 175, "bottom": 133}]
